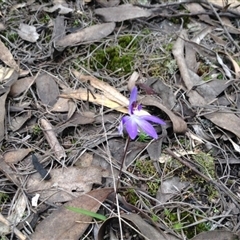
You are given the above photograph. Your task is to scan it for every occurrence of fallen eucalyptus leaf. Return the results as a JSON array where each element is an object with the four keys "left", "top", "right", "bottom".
[
  {"left": 30, "top": 188, "right": 113, "bottom": 240},
  {"left": 36, "top": 73, "right": 59, "bottom": 107},
  {"left": 56, "top": 22, "right": 115, "bottom": 47},
  {"left": 95, "top": 4, "right": 152, "bottom": 22},
  {"left": 4, "top": 148, "right": 32, "bottom": 163},
  {"left": 26, "top": 166, "right": 109, "bottom": 202},
  {"left": 0, "top": 40, "right": 19, "bottom": 72}
]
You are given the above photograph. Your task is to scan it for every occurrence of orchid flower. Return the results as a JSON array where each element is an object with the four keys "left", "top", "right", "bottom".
[{"left": 118, "top": 87, "right": 165, "bottom": 140}]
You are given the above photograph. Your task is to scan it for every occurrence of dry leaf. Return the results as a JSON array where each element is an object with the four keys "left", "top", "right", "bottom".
[
  {"left": 9, "top": 111, "right": 32, "bottom": 132},
  {"left": 0, "top": 40, "right": 19, "bottom": 72},
  {"left": 96, "top": 0, "right": 120, "bottom": 7},
  {"left": 95, "top": 4, "right": 152, "bottom": 22},
  {"left": 27, "top": 166, "right": 108, "bottom": 202},
  {"left": 72, "top": 70, "right": 129, "bottom": 107},
  {"left": 0, "top": 156, "right": 21, "bottom": 186},
  {"left": 30, "top": 188, "right": 113, "bottom": 240},
  {"left": 4, "top": 148, "right": 32, "bottom": 163},
  {"left": 0, "top": 66, "right": 15, "bottom": 83},
  {"left": 225, "top": 53, "right": 240, "bottom": 79},
  {"left": 205, "top": 112, "right": 240, "bottom": 139},
  {"left": 43, "top": 4, "right": 73, "bottom": 14},
  {"left": 61, "top": 87, "right": 128, "bottom": 113},
  {"left": 51, "top": 98, "right": 71, "bottom": 112},
  {"left": 191, "top": 230, "right": 239, "bottom": 240},
  {"left": 40, "top": 119, "right": 66, "bottom": 161},
  {"left": 10, "top": 76, "right": 35, "bottom": 97},
  {"left": 56, "top": 22, "right": 115, "bottom": 47},
  {"left": 157, "top": 177, "right": 189, "bottom": 203},
  {"left": 17, "top": 23, "right": 39, "bottom": 43},
  {"left": 128, "top": 71, "right": 139, "bottom": 91},
  {"left": 0, "top": 90, "right": 9, "bottom": 142},
  {"left": 141, "top": 96, "right": 187, "bottom": 134},
  {"left": 36, "top": 73, "right": 59, "bottom": 107},
  {"left": 184, "top": 3, "right": 214, "bottom": 25}
]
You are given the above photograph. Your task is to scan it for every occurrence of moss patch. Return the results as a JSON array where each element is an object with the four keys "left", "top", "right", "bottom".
[
  {"left": 85, "top": 35, "right": 140, "bottom": 76},
  {"left": 164, "top": 208, "right": 211, "bottom": 238}
]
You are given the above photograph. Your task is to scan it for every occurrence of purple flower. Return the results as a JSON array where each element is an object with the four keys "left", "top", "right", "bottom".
[{"left": 118, "top": 87, "right": 165, "bottom": 140}]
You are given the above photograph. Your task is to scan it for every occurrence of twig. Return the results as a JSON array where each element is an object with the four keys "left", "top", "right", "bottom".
[{"left": 116, "top": 136, "right": 130, "bottom": 190}]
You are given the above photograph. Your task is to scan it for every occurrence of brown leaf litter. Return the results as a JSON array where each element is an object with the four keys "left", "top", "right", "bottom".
[{"left": 1, "top": 0, "right": 240, "bottom": 239}]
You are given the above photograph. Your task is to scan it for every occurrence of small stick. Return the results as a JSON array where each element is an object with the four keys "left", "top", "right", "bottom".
[{"left": 116, "top": 136, "right": 130, "bottom": 190}]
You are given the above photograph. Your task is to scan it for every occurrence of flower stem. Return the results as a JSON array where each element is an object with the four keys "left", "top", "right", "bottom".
[{"left": 116, "top": 136, "right": 130, "bottom": 191}]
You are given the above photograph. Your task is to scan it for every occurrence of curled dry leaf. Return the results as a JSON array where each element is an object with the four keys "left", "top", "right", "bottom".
[
  {"left": 72, "top": 70, "right": 129, "bottom": 107},
  {"left": 95, "top": 4, "right": 152, "bottom": 22},
  {"left": 56, "top": 22, "right": 115, "bottom": 47},
  {"left": 40, "top": 119, "right": 66, "bottom": 161},
  {"left": 141, "top": 96, "right": 187, "bottom": 134},
  {"left": 61, "top": 87, "right": 128, "bottom": 113},
  {"left": 30, "top": 188, "right": 113, "bottom": 240},
  {"left": 4, "top": 148, "right": 32, "bottom": 163},
  {"left": 0, "top": 66, "right": 15, "bottom": 83},
  {"left": 127, "top": 71, "right": 139, "bottom": 91}
]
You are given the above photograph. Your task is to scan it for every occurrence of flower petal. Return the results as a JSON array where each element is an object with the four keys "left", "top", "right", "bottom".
[
  {"left": 118, "top": 120, "right": 124, "bottom": 135},
  {"left": 140, "top": 115, "right": 166, "bottom": 125},
  {"left": 124, "top": 116, "right": 138, "bottom": 139},
  {"left": 134, "top": 117, "right": 158, "bottom": 139},
  {"left": 129, "top": 87, "right": 138, "bottom": 107}
]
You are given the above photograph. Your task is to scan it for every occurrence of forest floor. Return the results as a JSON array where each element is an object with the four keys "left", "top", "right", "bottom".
[{"left": 1, "top": 0, "right": 240, "bottom": 239}]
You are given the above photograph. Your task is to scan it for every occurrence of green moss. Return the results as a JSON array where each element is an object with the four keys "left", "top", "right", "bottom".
[
  {"left": 124, "top": 188, "right": 139, "bottom": 205},
  {"left": 192, "top": 152, "right": 215, "bottom": 179},
  {"left": 32, "top": 125, "right": 42, "bottom": 135},
  {"left": 6, "top": 32, "right": 18, "bottom": 43},
  {"left": 163, "top": 43, "right": 174, "bottom": 52},
  {"left": 164, "top": 208, "right": 211, "bottom": 238},
  {"left": 86, "top": 35, "right": 140, "bottom": 76},
  {"left": 0, "top": 192, "right": 9, "bottom": 204},
  {"left": 135, "top": 160, "right": 160, "bottom": 196},
  {"left": 40, "top": 13, "right": 50, "bottom": 24}
]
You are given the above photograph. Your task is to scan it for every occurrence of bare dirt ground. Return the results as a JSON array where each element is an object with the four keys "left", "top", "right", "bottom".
[{"left": 1, "top": 0, "right": 240, "bottom": 239}]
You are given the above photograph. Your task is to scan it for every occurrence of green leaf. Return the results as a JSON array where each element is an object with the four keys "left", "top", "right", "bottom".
[{"left": 66, "top": 206, "right": 107, "bottom": 221}]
